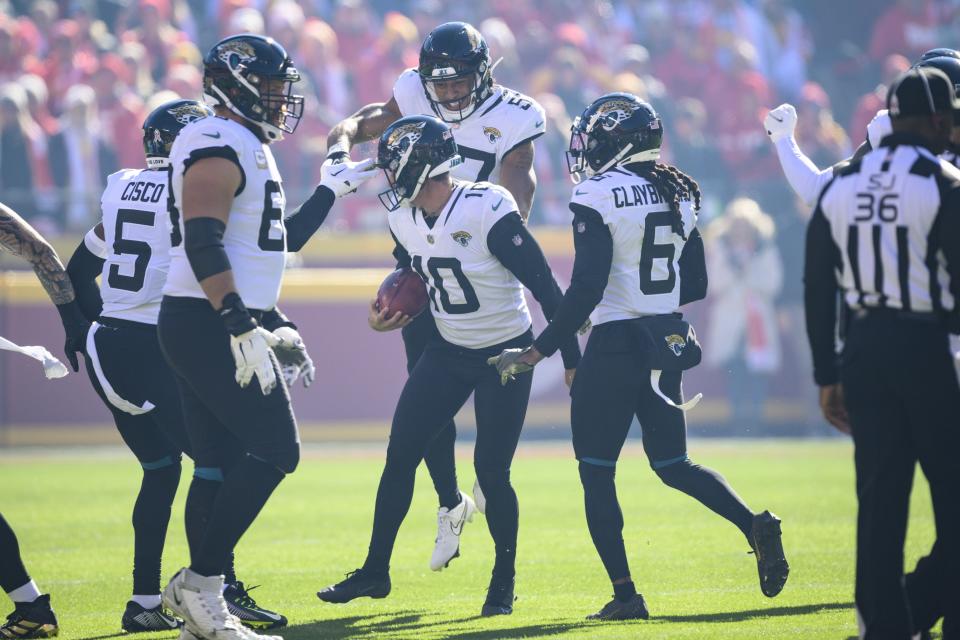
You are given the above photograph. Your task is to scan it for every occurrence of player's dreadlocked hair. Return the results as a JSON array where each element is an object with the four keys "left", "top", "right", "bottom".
[{"left": 631, "top": 162, "right": 702, "bottom": 240}]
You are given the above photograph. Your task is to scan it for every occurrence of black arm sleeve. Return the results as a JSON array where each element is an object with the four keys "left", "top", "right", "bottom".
[
  {"left": 532, "top": 203, "right": 612, "bottom": 361},
  {"left": 66, "top": 240, "right": 105, "bottom": 322},
  {"left": 487, "top": 211, "right": 582, "bottom": 368},
  {"left": 803, "top": 198, "right": 843, "bottom": 386},
  {"left": 284, "top": 185, "right": 336, "bottom": 252},
  {"left": 678, "top": 227, "right": 707, "bottom": 305},
  {"left": 391, "top": 230, "right": 411, "bottom": 269},
  {"left": 937, "top": 184, "right": 960, "bottom": 334}
]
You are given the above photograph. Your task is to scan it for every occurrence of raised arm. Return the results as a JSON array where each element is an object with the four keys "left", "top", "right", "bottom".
[{"left": 325, "top": 97, "right": 403, "bottom": 160}]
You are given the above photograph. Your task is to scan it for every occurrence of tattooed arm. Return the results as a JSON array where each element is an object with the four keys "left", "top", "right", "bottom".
[
  {"left": 0, "top": 201, "right": 90, "bottom": 370},
  {"left": 0, "top": 201, "right": 76, "bottom": 304}
]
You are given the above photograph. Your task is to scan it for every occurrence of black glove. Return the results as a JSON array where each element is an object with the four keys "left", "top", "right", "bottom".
[{"left": 55, "top": 300, "right": 90, "bottom": 372}]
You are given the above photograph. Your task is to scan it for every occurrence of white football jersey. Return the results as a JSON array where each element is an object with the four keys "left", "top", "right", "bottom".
[
  {"left": 571, "top": 167, "right": 697, "bottom": 324},
  {"left": 388, "top": 182, "right": 532, "bottom": 348},
  {"left": 164, "top": 117, "right": 287, "bottom": 310},
  {"left": 94, "top": 168, "right": 173, "bottom": 324},
  {"left": 393, "top": 69, "right": 545, "bottom": 184}
]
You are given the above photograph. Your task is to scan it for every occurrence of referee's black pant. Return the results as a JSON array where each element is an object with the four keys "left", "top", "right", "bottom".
[{"left": 841, "top": 310, "right": 960, "bottom": 639}]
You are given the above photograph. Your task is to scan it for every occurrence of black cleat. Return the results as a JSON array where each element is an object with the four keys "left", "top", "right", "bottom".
[
  {"left": 1, "top": 595, "right": 59, "bottom": 639},
  {"left": 586, "top": 594, "right": 650, "bottom": 621},
  {"left": 750, "top": 510, "right": 790, "bottom": 597},
  {"left": 223, "top": 582, "right": 287, "bottom": 629},
  {"left": 480, "top": 576, "right": 515, "bottom": 617},
  {"left": 317, "top": 569, "right": 391, "bottom": 604},
  {"left": 120, "top": 601, "right": 182, "bottom": 633}
]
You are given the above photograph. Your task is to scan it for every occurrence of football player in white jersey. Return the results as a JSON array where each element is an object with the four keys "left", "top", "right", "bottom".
[
  {"left": 490, "top": 93, "right": 790, "bottom": 620},
  {"left": 317, "top": 115, "right": 580, "bottom": 615},
  {"left": 66, "top": 98, "right": 320, "bottom": 632},
  {"left": 154, "top": 35, "right": 374, "bottom": 640},
  {"left": 763, "top": 50, "right": 960, "bottom": 639},
  {"left": 322, "top": 21, "right": 549, "bottom": 571}
]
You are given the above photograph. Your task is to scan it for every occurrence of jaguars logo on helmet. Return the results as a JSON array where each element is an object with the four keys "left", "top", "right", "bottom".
[
  {"left": 142, "top": 98, "right": 214, "bottom": 169},
  {"left": 202, "top": 34, "right": 304, "bottom": 142},
  {"left": 377, "top": 115, "right": 461, "bottom": 211},
  {"left": 567, "top": 92, "right": 663, "bottom": 182}
]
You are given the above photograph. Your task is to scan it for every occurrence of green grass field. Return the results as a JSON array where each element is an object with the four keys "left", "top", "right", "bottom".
[{"left": 0, "top": 440, "right": 940, "bottom": 639}]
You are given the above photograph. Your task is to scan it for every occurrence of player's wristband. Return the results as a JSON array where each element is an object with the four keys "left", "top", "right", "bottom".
[
  {"left": 326, "top": 142, "right": 349, "bottom": 162},
  {"left": 261, "top": 306, "right": 297, "bottom": 331},
  {"left": 219, "top": 292, "right": 257, "bottom": 337}
]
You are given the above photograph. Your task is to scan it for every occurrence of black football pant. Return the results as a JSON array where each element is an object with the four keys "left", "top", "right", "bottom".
[
  {"left": 159, "top": 296, "right": 300, "bottom": 579},
  {"left": 0, "top": 513, "right": 31, "bottom": 595},
  {"left": 364, "top": 329, "right": 533, "bottom": 580},
  {"left": 572, "top": 321, "right": 754, "bottom": 585},
  {"left": 402, "top": 312, "right": 461, "bottom": 510},
  {"left": 84, "top": 317, "right": 188, "bottom": 596},
  {"left": 841, "top": 311, "right": 960, "bottom": 640}
]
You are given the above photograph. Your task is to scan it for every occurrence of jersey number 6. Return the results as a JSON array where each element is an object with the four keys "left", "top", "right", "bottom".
[{"left": 639, "top": 210, "right": 677, "bottom": 295}]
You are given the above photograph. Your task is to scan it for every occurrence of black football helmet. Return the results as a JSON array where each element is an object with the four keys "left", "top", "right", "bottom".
[
  {"left": 376, "top": 115, "right": 461, "bottom": 211},
  {"left": 919, "top": 56, "right": 960, "bottom": 124},
  {"left": 202, "top": 34, "right": 303, "bottom": 142},
  {"left": 566, "top": 92, "right": 663, "bottom": 182},
  {"left": 418, "top": 22, "right": 494, "bottom": 123},
  {"left": 920, "top": 48, "right": 960, "bottom": 61},
  {"left": 142, "top": 99, "right": 213, "bottom": 169}
]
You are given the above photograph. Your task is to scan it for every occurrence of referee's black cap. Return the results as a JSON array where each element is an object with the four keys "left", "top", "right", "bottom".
[{"left": 887, "top": 66, "right": 960, "bottom": 120}]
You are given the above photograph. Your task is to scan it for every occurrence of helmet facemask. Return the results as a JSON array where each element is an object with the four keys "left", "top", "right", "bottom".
[
  {"left": 566, "top": 99, "right": 662, "bottom": 183},
  {"left": 419, "top": 57, "right": 490, "bottom": 123}
]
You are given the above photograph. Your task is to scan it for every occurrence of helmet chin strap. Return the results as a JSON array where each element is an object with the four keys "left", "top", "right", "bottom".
[
  {"left": 401, "top": 156, "right": 462, "bottom": 207},
  {"left": 207, "top": 84, "right": 284, "bottom": 141}
]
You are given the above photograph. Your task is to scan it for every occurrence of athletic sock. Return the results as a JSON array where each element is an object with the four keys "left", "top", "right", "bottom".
[
  {"left": 190, "top": 456, "right": 285, "bottom": 578},
  {"left": 656, "top": 459, "right": 754, "bottom": 538},
  {"left": 132, "top": 463, "right": 181, "bottom": 595},
  {"left": 6, "top": 580, "right": 41, "bottom": 604},
  {"left": 363, "top": 457, "right": 418, "bottom": 575},
  {"left": 477, "top": 470, "right": 519, "bottom": 581},
  {"left": 613, "top": 580, "right": 637, "bottom": 603},
  {"left": 131, "top": 594, "right": 162, "bottom": 609},
  {"left": 0, "top": 514, "right": 33, "bottom": 596},
  {"left": 424, "top": 421, "right": 461, "bottom": 510},
  {"left": 579, "top": 462, "right": 631, "bottom": 583}
]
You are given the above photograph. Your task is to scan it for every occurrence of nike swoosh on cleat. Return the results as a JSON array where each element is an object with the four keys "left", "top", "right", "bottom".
[
  {"left": 260, "top": 611, "right": 282, "bottom": 621},
  {"left": 202, "top": 132, "right": 222, "bottom": 139}
]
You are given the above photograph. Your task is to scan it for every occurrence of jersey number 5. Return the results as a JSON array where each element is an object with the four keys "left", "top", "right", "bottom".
[
  {"left": 412, "top": 255, "right": 480, "bottom": 314},
  {"left": 639, "top": 210, "right": 677, "bottom": 295},
  {"left": 109, "top": 208, "right": 155, "bottom": 292}
]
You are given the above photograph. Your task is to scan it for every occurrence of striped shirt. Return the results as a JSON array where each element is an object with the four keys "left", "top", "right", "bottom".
[{"left": 804, "top": 133, "right": 960, "bottom": 385}]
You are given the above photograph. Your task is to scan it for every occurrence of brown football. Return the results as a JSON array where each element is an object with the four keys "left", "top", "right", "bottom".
[{"left": 375, "top": 267, "right": 429, "bottom": 318}]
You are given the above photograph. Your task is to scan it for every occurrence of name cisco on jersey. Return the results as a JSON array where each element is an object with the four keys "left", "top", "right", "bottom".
[{"left": 120, "top": 180, "right": 166, "bottom": 204}]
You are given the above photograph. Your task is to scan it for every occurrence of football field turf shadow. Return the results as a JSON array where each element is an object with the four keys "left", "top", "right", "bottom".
[
  {"left": 284, "top": 610, "right": 590, "bottom": 639},
  {"left": 657, "top": 601, "right": 853, "bottom": 623}
]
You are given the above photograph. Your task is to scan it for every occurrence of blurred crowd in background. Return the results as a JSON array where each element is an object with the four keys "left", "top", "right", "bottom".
[{"left": 1, "top": 0, "right": 958, "bottom": 430}]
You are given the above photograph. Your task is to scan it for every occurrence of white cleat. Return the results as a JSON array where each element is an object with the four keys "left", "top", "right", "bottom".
[
  {"left": 430, "top": 491, "right": 477, "bottom": 571},
  {"left": 473, "top": 478, "right": 486, "bottom": 515},
  {"left": 162, "top": 568, "right": 282, "bottom": 640}
]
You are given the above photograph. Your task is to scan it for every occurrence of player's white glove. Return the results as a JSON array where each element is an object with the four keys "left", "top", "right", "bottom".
[
  {"left": 320, "top": 157, "right": 377, "bottom": 198},
  {"left": 763, "top": 104, "right": 798, "bottom": 143},
  {"left": 230, "top": 327, "right": 281, "bottom": 395},
  {"left": 272, "top": 326, "right": 315, "bottom": 389},
  {"left": 866, "top": 109, "right": 892, "bottom": 150},
  {"left": 487, "top": 346, "right": 536, "bottom": 386}
]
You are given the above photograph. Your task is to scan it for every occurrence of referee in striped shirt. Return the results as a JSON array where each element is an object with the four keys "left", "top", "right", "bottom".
[{"left": 805, "top": 66, "right": 960, "bottom": 640}]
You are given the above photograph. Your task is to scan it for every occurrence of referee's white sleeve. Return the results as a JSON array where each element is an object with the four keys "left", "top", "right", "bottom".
[{"left": 773, "top": 136, "right": 834, "bottom": 207}]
